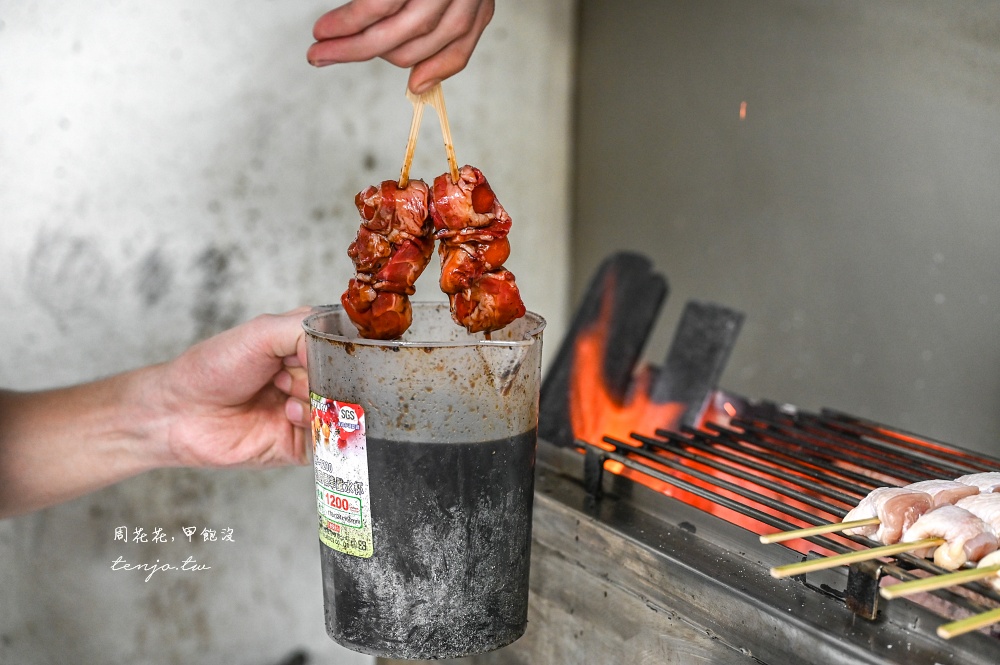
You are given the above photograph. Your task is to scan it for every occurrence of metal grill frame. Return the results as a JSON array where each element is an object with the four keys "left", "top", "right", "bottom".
[{"left": 523, "top": 426, "right": 1000, "bottom": 665}]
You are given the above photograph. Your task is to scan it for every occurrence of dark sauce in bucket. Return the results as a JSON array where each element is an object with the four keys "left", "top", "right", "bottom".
[{"left": 319, "top": 429, "right": 537, "bottom": 660}]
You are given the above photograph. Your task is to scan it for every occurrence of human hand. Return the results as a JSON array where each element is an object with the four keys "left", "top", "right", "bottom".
[
  {"left": 152, "top": 307, "right": 313, "bottom": 469},
  {"left": 308, "top": 0, "right": 495, "bottom": 94}
]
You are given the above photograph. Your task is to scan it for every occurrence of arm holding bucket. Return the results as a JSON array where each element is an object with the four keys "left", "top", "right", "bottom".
[{"left": 0, "top": 308, "right": 313, "bottom": 519}]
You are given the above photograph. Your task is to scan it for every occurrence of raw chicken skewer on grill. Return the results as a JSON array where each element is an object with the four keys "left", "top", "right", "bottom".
[
  {"left": 956, "top": 493, "right": 1000, "bottom": 589},
  {"left": 761, "top": 479, "right": 982, "bottom": 545},
  {"left": 840, "top": 479, "right": 990, "bottom": 545},
  {"left": 908, "top": 479, "right": 982, "bottom": 506},
  {"left": 768, "top": 476, "right": 999, "bottom": 578},
  {"left": 956, "top": 492, "right": 1000, "bottom": 532},
  {"left": 842, "top": 480, "right": 980, "bottom": 542},
  {"left": 899, "top": 504, "right": 999, "bottom": 570},
  {"left": 771, "top": 500, "right": 998, "bottom": 579},
  {"left": 840, "top": 487, "right": 934, "bottom": 544},
  {"left": 880, "top": 493, "right": 1000, "bottom": 600},
  {"left": 879, "top": 493, "right": 1000, "bottom": 639}
]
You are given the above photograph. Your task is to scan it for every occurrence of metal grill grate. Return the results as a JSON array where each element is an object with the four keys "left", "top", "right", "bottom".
[{"left": 580, "top": 400, "right": 1000, "bottom": 620}]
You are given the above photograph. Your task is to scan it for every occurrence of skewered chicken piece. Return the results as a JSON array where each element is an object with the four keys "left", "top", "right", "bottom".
[
  {"left": 771, "top": 484, "right": 990, "bottom": 578},
  {"left": 763, "top": 479, "right": 983, "bottom": 545},
  {"left": 956, "top": 493, "right": 1000, "bottom": 531},
  {"left": 842, "top": 487, "right": 933, "bottom": 544},
  {"left": 955, "top": 472, "right": 1000, "bottom": 493},
  {"left": 878, "top": 497, "right": 1000, "bottom": 599},
  {"left": 341, "top": 180, "right": 435, "bottom": 339},
  {"left": 900, "top": 505, "right": 999, "bottom": 570},
  {"left": 430, "top": 165, "right": 526, "bottom": 334},
  {"left": 907, "top": 480, "right": 980, "bottom": 507},
  {"left": 973, "top": 550, "right": 1000, "bottom": 592}
]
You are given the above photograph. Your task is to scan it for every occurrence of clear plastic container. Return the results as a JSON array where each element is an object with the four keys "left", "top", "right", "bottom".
[{"left": 303, "top": 302, "right": 545, "bottom": 659}]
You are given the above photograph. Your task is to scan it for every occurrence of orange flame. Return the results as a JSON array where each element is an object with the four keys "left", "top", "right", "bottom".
[
  {"left": 567, "top": 298, "right": 686, "bottom": 445},
  {"left": 567, "top": 290, "right": 839, "bottom": 555}
]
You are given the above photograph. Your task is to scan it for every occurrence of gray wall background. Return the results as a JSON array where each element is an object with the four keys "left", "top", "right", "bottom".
[
  {"left": 573, "top": 0, "right": 1000, "bottom": 454},
  {"left": 0, "top": 2, "right": 574, "bottom": 663}
]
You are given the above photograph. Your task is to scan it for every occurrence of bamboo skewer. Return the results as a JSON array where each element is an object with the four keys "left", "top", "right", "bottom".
[
  {"left": 398, "top": 90, "right": 426, "bottom": 188},
  {"left": 759, "top": 517, "right": 881, "bottom": 544},
  {"left": 421, "top": 83, "right": 460, "bottom": 183},
  {"left": 770, "top": 538, "right": 945, "bottom": 579},
  {"left": 400, "top": 82, "right": 459, "bottom": 185},
  {"left": 880, "top": 564, "right": 1000, "bottom": 600},
  {"left": 938, "top": 607, "right": 1000, "bottom": 639}
]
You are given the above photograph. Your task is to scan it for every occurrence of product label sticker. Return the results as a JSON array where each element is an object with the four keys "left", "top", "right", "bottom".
[{"left": 310, "top": 393, "right": 373, "bottom": 558}]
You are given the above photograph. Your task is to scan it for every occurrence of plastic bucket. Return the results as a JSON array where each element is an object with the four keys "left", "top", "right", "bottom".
[{"left": 303, "top": 302, "right": 545, "bottom": 659}]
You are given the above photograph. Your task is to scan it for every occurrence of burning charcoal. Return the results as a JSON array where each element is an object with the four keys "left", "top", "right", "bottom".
[
  {"left": 539, "top": 252, "right": 668, "bottom": 448},
  {"left": 650, "top": 299, "right": 744, "bottom": 427}
]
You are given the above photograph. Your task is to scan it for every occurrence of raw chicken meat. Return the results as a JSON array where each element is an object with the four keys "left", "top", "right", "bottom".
[
  {"left": 907, "top": 480, "right": 979, "bottom": 507},
  {"left": 842, "top": 487, "right": 933, "bottom": 544},
  {"left": 955, "top": 472, "right": 1000, "bottom": 493},
  {"left": 900, "top": 505, "right": 999, "bottom": 570}
]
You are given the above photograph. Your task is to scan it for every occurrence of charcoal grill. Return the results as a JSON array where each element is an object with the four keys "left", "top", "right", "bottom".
[{"left": 381, "top": 253, "right": 1000, "bottom": 665}]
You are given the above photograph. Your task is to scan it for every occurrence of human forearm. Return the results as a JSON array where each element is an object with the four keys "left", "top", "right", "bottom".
[
  {"left": 0, "top": 309, "right": 311, "bottom": 519},
  {"left": 0, "top": 366, "right": 176, "bottom": 519}
]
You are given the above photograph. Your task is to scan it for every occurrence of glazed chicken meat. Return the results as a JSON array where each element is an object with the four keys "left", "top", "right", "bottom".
[
  {"left": 341, "top": 167, "right": 526, "bottom": 339},
  {"left": 341, "top": 180, "right": 435, "bottom": 340},
  {"left": 430, "top": 165, "right": 526, "bottom": 335}
]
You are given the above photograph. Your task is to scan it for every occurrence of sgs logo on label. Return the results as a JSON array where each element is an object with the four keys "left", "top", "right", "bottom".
[{"left": 338, "top": 405, "right": 360, "bottom": 431}]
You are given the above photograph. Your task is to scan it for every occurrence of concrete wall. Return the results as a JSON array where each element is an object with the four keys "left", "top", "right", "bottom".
[
  {"left": 0, "top": 2, "right": 575, "bottom": 663},
  {"left": 573, "top": 0, "right": 1000, "bottom": 454}
]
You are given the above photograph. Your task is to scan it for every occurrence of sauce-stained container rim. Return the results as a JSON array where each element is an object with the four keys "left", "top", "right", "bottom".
[{"left": 302, "top": 302, "right": 546, "bottom": 348}]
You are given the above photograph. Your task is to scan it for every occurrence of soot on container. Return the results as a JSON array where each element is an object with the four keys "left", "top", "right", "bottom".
[{"left": 303, "top": 303, "right": 545, "bottom": 660}]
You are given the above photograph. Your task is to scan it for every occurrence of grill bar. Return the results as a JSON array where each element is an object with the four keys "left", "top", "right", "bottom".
[
  {"left": 703, "top": 421, "right": 884, "bottom": 491},
  {"left": 730, "top": 419, "right": 932, "bottom": 485},
  {"left": 633, "top": 431, "right": 851, "bottom": 515},
  {"left": 586, "top": 439, "right": 846, "bottom": 552},
  {"left": 656, "top": 427, "right": 860, "bottom": 507},
  {"left": 815, "top": 410, "right": 1000, "bottom": 473},
  {"left": 694, "top": 424, "right": 878, "bottom": 496}
]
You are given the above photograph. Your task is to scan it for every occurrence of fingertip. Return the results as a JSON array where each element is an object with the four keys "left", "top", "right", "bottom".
[
  {"left": 410, "top": 77, "right": 442, "bottom": 95},
  {"left": 274, "top": 370, "right": 293, "bottom": 393},
  {"left": 307, "top": 44, "right": 335, "bottom": 67},
  {"left": 408, "top": 0, "right": 493, "bottom": 91},
  {"left": 296, "top": 334, "right": 309, "bottom": 370},
  {"left": 285, "top": 397, "right": 308, "bottom": 427}
]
